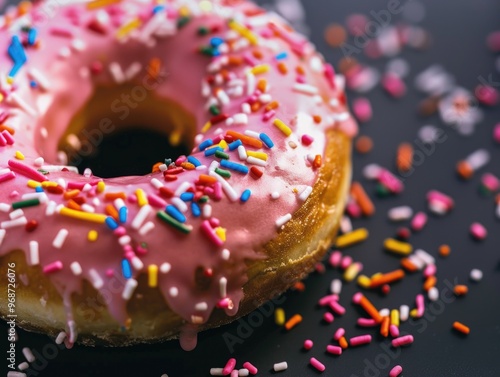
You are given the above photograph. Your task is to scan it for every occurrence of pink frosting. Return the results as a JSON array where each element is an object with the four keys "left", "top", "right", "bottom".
[{"left": 0, "top": 0, "right": 357, "bottom": 350}]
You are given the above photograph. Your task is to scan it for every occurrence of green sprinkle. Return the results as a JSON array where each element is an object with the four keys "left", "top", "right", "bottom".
[
  {"left": 375, "top": 183, "right": 391, "bottom": 197},
  {"left": 215, "top": 168, "right": 231, "bottom": 179},
  {"left": 209, "top": 105, "right": 221, "bottom": 116},
  {"left": 12, "top": 198, "right": 40, "bottom": 209},
  {"left": 197, "top": 26, "right": 209, "bottom": 36},
  {"left": 37, "top": 169, "right": 49, "bottom": 175},
  {"left": 177, "top": 16, "right": 191, "bottom": 28},
  {"left": 215, "top": 150, "right": 229, "bottom": 160},
  {"left": 157, "top": 211, "right": 192, "bottom": 234},
  {"left": 198, "top": 196, "right": 209, "bottom": 204}
]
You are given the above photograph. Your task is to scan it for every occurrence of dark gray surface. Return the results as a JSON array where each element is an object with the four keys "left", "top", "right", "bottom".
[{"left": 2, "top": 0, "right": 500, "bottom": 376}]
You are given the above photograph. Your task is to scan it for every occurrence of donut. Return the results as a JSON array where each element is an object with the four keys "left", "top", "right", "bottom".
[{"left": 0, "top": 0, "right": 357, "bottom": 350}]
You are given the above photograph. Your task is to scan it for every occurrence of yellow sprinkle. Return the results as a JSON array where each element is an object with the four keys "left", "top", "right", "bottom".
[
  {"left": 391, "top": 309, "right": 399, "bottom": 327},
  {"left": 201, "top": 121, "right": 212, "bottom": 133},
  {"left": 218, "top": 140, "right": 229, "bottom": 150},
  {"left": 125, "top": 317, "right": 132, "bottom": 330},
  {"left": 275, "top": 308, "right": 285, "bottom": 326},
  {"left": 335, "top": 228, "right": 369, "bottom": 248},
  {"left": 116, "top": 17, "right": 142, "bottom": 39},
  {"left": 228, "top": 20, "right": 258, "bottom": 45},
  {"left": 136, "top": 189, "right": 148, "bottom": 207},
  {"left": 96, "top": 181, "right": 106, "bottom": 193},
  {"left": 246, "top": 151, "right": 268, "bottom": 161},
  {"left": 215, "top": 227, "right": 226, "bottom": 242},
  {"left": 15, "top": 151, "right": 25, "bottom": 160},
  {"left": 410, "top": 308, "right": 419, "bottom": 318},
  {"left": 357, "top": 275, "right": 371, "bottom": 288},
  {"left": 343, "top": 263, "right": 362, "bottom": 282},
  {"left": 87, "top": 0, "right": 122, "bottom": 9},
  {"left": 169, "top": 130, "right": 182, "bottom": 147},
  {"left": 371, "top": 272, "right": 383, "bottom": 280},
  {"left": 199, "top": 0, "right": 212, "bottom": 12},
  {"left": 250, "top": 64, "right": 270, "bottom": 75},
  {"left": 148, "top": 264, "right": 158, "bottom": 287},
  {"left": 292, "top": 187, "right": 298, "bottom": 194},
  {"left": 384, "top": 238, "right": 412, "bottom": 255},
  {"left": 178, "top": 6, "right": 190, "bottom": 17},
  {"left": 88, "top": 230, "right": 98, "bottom": 242},
  {"left": 273, "top": 118, "right": 292, "bottom": 137},
  {"left": 6, "top": 77, "right": 14, "bottom": 85},
  {"left": 59, "top": 207, "right": 107, "bottom": 223},
  {"left": 27, "top": 180, "right": 41, "bottom": 188},
  {"left": 0, "top": 93, "right": 4, "bottom": 103},
  {"left": 41, "top": 181, "right": 58, "bottom": 188}
]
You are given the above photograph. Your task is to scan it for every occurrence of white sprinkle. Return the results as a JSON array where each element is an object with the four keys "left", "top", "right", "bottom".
[
  {"left": 122, "top": 278, "right": 138, "bottom": 300},
  {"left": 131, "top": 204, "right": 152, "bottom": 230},
  {"left": 46, "top": 201, "right": 57, "bottom": 216},
  {"left": 408, "top": 255, "right": 425, "bottom": 270},
  {"left": 470, "top": 269, "right": 483, "bottom": 282},
  {"left": 41, "top": 165, "right": 78, "bottom": 173},
  {"left": 238, "top": 369, "right": 249, "bottom": 377},
  {"left": 70, "top": 262, "right": 82, "bottom": 276},
  {"left": 241, "top": 102, "right": 251, "bottom": 114},
  {"left": 399, "top": 305, "right": 410, "bottom": 321},
  {"left": 169, "top": 287, "right": 179, "bottom": 297},
  {"left": 299, "top": 186, "right": 313, "bottom": 201},
  {"left": 210, "top": 368, "right": 224, "bottom": 376},
  {"left": 363, "top": 163, "right": 383, "bottom": 180},
  {"left": 131, "top": 256, "right": 144, "bottom": 271},
  {"left": 8, "top": 93, "right": 37, "bottom": 117},
  {"left": 465, "top": 149, "right": 490, "bottom": 170},
  {"left": 293, "top": 83, "right": 318, "bottom": 95},
  {"left": 273, "top": 362, "right": 288, "bottom": 372},
  {"left": 388, "top": 206, "right": 413, "bottom": 221},
  {"left": 55, "top": 332, "right": 67, "bottom": 345},
  {"left": 414, "top": 249, "right": 435, "bottom": 266},
  {"left": 330, "top": 279, "right": 342, "bottom": 295},
  {"left": 203, "top": 204, "right": 212, "bottom": 218},
  {"left": 340, "top": 216, "right": 353, "bottom": 234},
  {"left": 233, "top": 113, "right": 248, "bottom": 125},
  {"left": 71, "top": 39, "right": 86, "bottom": 51},
  {"left": 174, "top": 181, "right": 191, "bottom": 197},
  {"left": 1, "top": 216, "right": 27, "bottom": 229},
  {"left": 109, "top": 62, "right": 125, "bottom": 84},
  {"left": 428, "top": 287, "right": 439, "bottom": 301},
  {"left": 58, "top": 46, "right": 71, "bottom": 58},
  {"left": 150, "top": 178, "right": 163, "bottom": 189},
  {"left": 219, "top": 277, "right": 227, "bottom": 298},
  {"left": 171, "top": 197, "right": 188, "bottom": 213},
  {"left": 379, "top": 308, "right": 390, "bottom": 317},
  {"left": 18, "top": 362, "right": 29, "bottom": 371},
  {"left": 259, "top": 94, "right": 272, "bottom": 103},
  {"left": 0, "top": 203, "right": 10, "bottom": 212},
  {"left": 221, "top": 249, "right": 230, "bottom": 261},
  {"left": 276, "top": 213, "right": 292, "bottom": 228},
  {"left": 271, "top": 192, "right": 280, "bottom": 200},
  {"left": 28, "top": 68, "right": 50, "bottom": 91},
  {"left": 237, "top": 145, "right": 247, "bottom": 160},
  {"left": 9, "top": 209, "right": 24, "bottom": 220},
  {"left": 88, "top": 268, "right": 104, "bottom": 290},
  {"left": 52, "top": 229, "right": 69, "bottom": 249},
  {"left": 21, "top": 192, "right": 48, "bottom": 203},
  {"left": 118, "top": 235, "right": 131, "bottom": 246},
  {"left": 217, "top": 90, "right": 230, "bottom": 106},
  {"left": 22, "top": 347, "right": 35, "bottom": 363},
  {"left": 29, "top": 241, "right": 39, "bottom": 266},
  {"left": 246, "top": 156, "right": 267, "bottom": 166},
  {"left": 160, "top": 263, "right": 171, "bottom": 274},
  {"left": 209, "top": 171, "right": 239, "bottom": 202},
  {"left": 244, "top": 130, "right": 260, "bottom": 139},
  {"left": 125, "top": 62, "right": 142, "bottom": 81},
  {"left": 195, "top": 302, "right": 208, "bottom": 311},
  {"left": 81, "top": 204, "right": 95, "bottom": 213},
  {"left": 139, "top": 221, "right": 155, "bottom": 236},
  {"left": 246, "top": 72, "right": 256, "bottom": 95},
  {"left": 310, "top": 56, "right": 323, "bottom": 72}
]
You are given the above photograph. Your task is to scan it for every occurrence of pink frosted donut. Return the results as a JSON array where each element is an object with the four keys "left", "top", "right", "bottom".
[{"left": 0, "top": 0, "right": 356, "bottom": 349}]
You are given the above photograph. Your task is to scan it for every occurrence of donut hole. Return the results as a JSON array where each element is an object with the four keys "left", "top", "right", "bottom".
[{"left": 54, "top": 84, "right": 196, "bottom": 178}]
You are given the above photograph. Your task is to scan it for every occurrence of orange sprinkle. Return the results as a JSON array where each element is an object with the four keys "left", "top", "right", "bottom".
[
  {"left": 350, "top": 181, "right": 375, "bottom": 217},
  {"left": 355, "top": 135, "right": 373, "bottom": 154},
  {"left": 284, "top": 314, "right": 303, "bottom": 331},
  {"left": 17, "top": 1, "right": 32, "bottom": 15},
  {"left": 397, "top": 142, "right": 413, "bottom": 172},
  {"left": 256, "top": 78, "right": 268, "bottom": 93},
  {"left": 370, "top": 269, "right": 405, "bottom": 288},
  {"left": 456, "top": 160, "right": 473, "bottom": 180},
  {"left": 250, "top": 166, "right": 263, "bottom": 179},
  {"left": 226, "top": 130, "right": 263, "bottom": 149},
  {"left": 251, "top": 102, "right": 261, "bottom": 112},
  {"left": 400, "top": 258, "right": 419, "bottom": 272},
  {"left": 293, "top": 281, "right": 305, "bottom": 291},
  {"left": 277, "top": 62, "right": 288, "bottom": 74},
  {"left": 63, "top": 189, "right": 80, "bottom": 200},
  {"left": 359, "top": 294, "right": 383, "bottom": 323},
  {"left": 452, "top": 321, "right": 470, "bottom": 335},
  {"left": 380, "top": 316, "right": 390, "bottom": 337},
  {"left": 105, "top": 204, "right": 119, "bottom": 220},
  {"left": 104, "top": 192, "right": 126, "bottom": 201},
  {"left": 66, "top": 199, "right": 81, "bottom": 211},
  {"left": 252, "top": 49, "right": 263, "bottom": 59},
  {"left": 147, "top": 58, "right": 161, "bottom": 80},
  {"left": 454, "top": 285, "right": 468, "bottom": 296},
  {"left": 312, "top": 115, "right": 322, "bottom": 124},
  {"left": 228, "top": 56, "right": 243, "bottom": 65},
  {"left": 439, "top": 244, "right": 451, "bottom": 257},
  {"left": 198, "top": 174, "right": 217, "bottom": 185},
  {"left": 265, "top": 101, "right": 279, "bottom": 112},
  {"left": 180, "top": 162, "right": 195, "bottom": 170},
  {"left": 423, "top": 276, "right": 437, "bottom": 291},
  {"left": 339, "top": 336, "right": 349, "bottom": 349},
  {"left": 0, "top": 125, "right": 15, "bottom": 135},
  {"left": 313, "top": 155, "right": 322, "bottom": 169},
  {"left": 296, "top": 65, "right": 305, "bottom": 75},
  {"left": 151, "top": 162, "right": 163, "bottom": 173}
]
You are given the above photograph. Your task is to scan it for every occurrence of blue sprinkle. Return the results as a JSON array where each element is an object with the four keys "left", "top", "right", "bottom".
[
  {"left": 152, "top": 5, "right": 166, "bottom": 14},
  {"left": 121, "top": 259, "right": 132, "bottom": 279},
  {"left": 180, "top": 192, "right": 194, "bottom": 202},
  {"left": 119, "top": 206, "right": 128, "bottom": 223},
  {"left": 105, "top": 216, "right": 119, "bottom": 230},
  {"left": 275, "top": 52, "right": 288, "bottom": 60},
  {"left": 191, "top": 202, "right": 201, "bottom": 217},
  {"left": 28, "top": 29, "right": 37, "bottom": 46},
  {"left": 210, "top": 37, "right": 224, "bottom": 47},
  {"left": 199, "top": 139, "right": 214, "bottom": 151},
  {"left": 30, "top": 80, "right": 37, "bottom": 88},
  {"left": 240, "top": 189, "right": 251, "bottom": 203},
  {"left": 164, "top": 158, "right": 172, "bottom": 165},
  {"left": 220, "top": 160, "right": 249, "bottom": 174},
  {"left": 204, "top": 146, "right": 223, "bottom": 157},
  {"left": 259, "top": 133, "right": 274, "bottom": 148},
  {"left": 8, "top": 36, "right": 27, "bottom": 77},
  {"left": 166, "top": 205, "right": 186, "bottom": 223},
  {"left": 228, "top": 139, "right": 243, "bottom": 151},
  {"left": 35, "top": 186, "right": 44, "bottom": 192},
  {"left": 187, "top": 156, "right": 201, "bottom": 167}
]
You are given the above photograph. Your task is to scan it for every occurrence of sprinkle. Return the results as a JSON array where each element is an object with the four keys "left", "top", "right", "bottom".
[
  {"left": 43, "top": 261, "right": 63, "bottom": 274},
  {"left": 388, "top": 206, "right": 413, "bottom": 221},
  {"left": 350, "top": 182, "right": 375, "bottom": 216},
  {"left": 70, "top": 262, "right": 82, "bottom": 276},
  {"left": 284, "top": 314, "right": 302, "bottom": 330},
  {"left": 157, "top": 211, "right": 192, "bottom": 234},
  {"left": 209, "top": 171, "right": 239, "bottom": 202},
  {"left": 88, "top": 268, "right": 104, "bottom": 289},
  {"left": 411, "top": 212, "right": 428, "bottom": 232},
  {"left": 389, "top": 365, "right": 403, "bottom": 377},
  {"left": 1, "top": 217, "right": 28, "bottom": 229},
  {"left": 470, "top": 222, "right": 487, "bottom": 240},
  {"left": 259, "top": 133, "right": 274, "bottom": 148},
  {"left": 8, "top": 160, "right": 47, "bottom": 182},
  {"left": 273, "top": 119, "right": 292, "bottom": 137},
  {"left": 22, "top": 347, "right": 35, "bottom": 363},
  {"left": 335, "top": 228, "right": 369, "bottom": 248},
  {"left": 222, "top": 358, "right": 236, "bottom": 375},
  {"left": 384, "top": 238, "right": 412, "bottom": 255},
  {"left": 131, "top": 204, "right": 152, "bottom": 230},
  {"left": 273, "top": 362, "right": 288, "bottom": 372},
  {"left": 439, "top": 244, "right": 451, "bottom": 257},
  {"left": 353, "top": 292, "right": 383, "bottom": 323},
  {"left": 220, "top": 160, "right": 249, "bottom": 174},
  {"left": 310, "top": 357, "right": 325, "bottom": 372},
  {"left": 391, "top": 335, "right": 414, "bottom": 347},
  {"left": 52, "top": 229, "right": 69, "bottom": 249},
  {"left": 240, "top": 189, "right": 252, "bottom": 203},
  {"left": 166, "top": 205, "right": 186, "bottom": 223},
  {"left": 454, "top": 284, "right": 468, "bottom": 296},
  {"left": 276, "top": 213, "right": 292, "bottom": 228},
  {"left": 122, "top": 278, "right": 138, "bottom": 300},
  {"left": 470, "top": 269, "right": 483, "bottom": 281},
  {"left": 350, "top": 335, "right": 372, "bottom": 347},
  {"left": 12, "top": 198, "right": 40, "bottom": 209},
  {"left": 293, "top": 83, "right": 319, "bottom": 95},
  {"left": 242, "top": 362, "right": 258, "bottom": 375},
  {"left": 228, "top": 20, "right": 258, "bottom": 45},
  {"left": 28, "top": 241, "right": 39, "bottom": 265},
  {"left": 396, "top": 142, "right": 413, "bottom": 172},
  {"left": 227, "top": 130, "right": 263, "bottom": 148},
  {"left": 452, "top": 321, "right": 470, "bottom": 335}
]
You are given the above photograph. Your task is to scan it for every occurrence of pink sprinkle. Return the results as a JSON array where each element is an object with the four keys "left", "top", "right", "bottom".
[
  {"left": 318, "top": 294, "right": 338, "bottom": 306},
  {"left": 296, "top": 75, "right": 307, "bottom": 84},
  {"left": 175, "top": 156, "right": 187, "bottom": 166},
  {"left": 106, "top": 269, "right": 114, "bottom": 277},
  {"left": 340, "top": 255, "right": 353, "bottom": 270},
  {"left": 326, "top": 345, "right": 342, "bottom": 355},
  {"left": 230, "top": 370, "right": 238, "bottom": 377},
  {"left": 411, "top": 212, "right": 428, "bottom": 232},
  {"left": 0, "top": 171, "right": 15, "bottom": 183},
  {"left": 323, "top": 312, "right": 334, "bottom": 323},
  {"left": 392, "top": 335, "right": 414, "bottom": 347},
  {"left": 493, "top": 123, "right": 500, "bottom": 144},
  {"left": 262, "top": 110, "right": 275, "bottom": 121},
  {"left": 2, "top": 130, "right": 14, "bottom": 144},
  {"left": 346, "top": 200, "right": 362, "bottom": 218},
  {"left": 136, "top": 244, "right": 148, "bottom": 255},
  {"left": 487, "top": 31, "right": 500, "bottom": 52},
  {"left": 389, "top": 365, "right": 403, "bottom": 377},
  {"left": 216, "top": 298, "right": 232, "bottom": 309},
  {"left": 378, "top": 169, "right": 404, "bottom": 193},
  {"left": 350, "top": 334, "right": 372, "bottom": 346},
  {"left": 214, "top": 182, "right": 223, "bottom": 201},
  {"left": 324, "top": 64, "right": 336, "bottom": 89},
  {"left": 222, "top": 358, "right": 236, "bottom": 375},
  {"left": 352, "top": 97, "right": 372, "bottom": 122},
  {"left": 49, "top": 26, "right": 74, "bottom": 38},
  {"left": 426, "top": 190, "right": 454, "bottom": 209},
  {"left": 352, "top": 292, "right": 363, "bottom": 304},
  {"left": 301, "top": 134, "right": 314, "bottom": 146},
  {"left": 309, "top": 357, "right": 325, "bottom": 372},
  {"left": 328, "top": 300, "right": 346, "bottom": 316},
  {"left": 147, "top": 193, "right": 167, "bottom": 208},
  {"left": 470, "top": 222, "right": 487, "bottom": 240},
  {"left": 43, "top": 261, "right": 63, "bottom": 274},
  {"left": 333, "top": 327, "right": 345, "bottom": 341},
  {"left": 114, "top": 226, "right": 127, "bottom": 237},
  {"left": 8, "top": 159, "right": 47, "bottom": 182},
  {"left": 209, "top": 217, "right": 220, "bottom": 227},
  {"left": 424, "top": 264, "right": 437, "bottom": 278},
  {"left": 382, "top": 73, "right": 406, "bottom": 98},
  {"left": 481, "top": 173, "right": 500, "bottom": 192},
  {"left": 329, "top": 251, "right": 342, "bottom": 268},
  {"left": 0, "top": 133, "right": 6, "bottom": 146},
  {"left": 475, "top": 85, "right": 499, "bottom": 106},
  {"left": 127, "top": 194, "right": 138, "bottom": 204},
  {"left": 357, "top": 318, "right": 378, "bottom": 327},
  {"left": 201, "top": 220, "right": 224, "bottom": 247},
  {"left": 242, "top": 362, "right": 258, "bottom": 375},
  {"left": 416, "top": 294, "right": 425, "bottom": 317},
  {"left": 303, "top": 339, "right": 314, "bottom": 350},
  {"left": 389, "top": 324, "right": 400, "bottom": 338}
]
